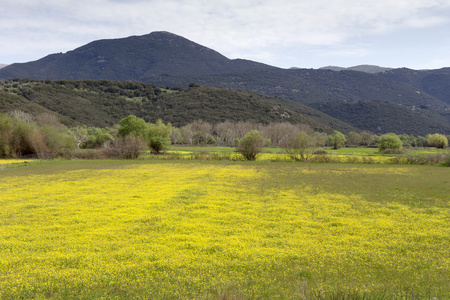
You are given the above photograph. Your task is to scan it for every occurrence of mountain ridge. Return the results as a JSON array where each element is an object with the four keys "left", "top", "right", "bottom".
[
  {"left": 319, "top": 65, "right": 393, "bottom": 74},
  {"left": 0, "top": 31, "right": 278, "bottom": 80},
  {"left": 0, "top": 31, "right": 449, "bottom": 134}
]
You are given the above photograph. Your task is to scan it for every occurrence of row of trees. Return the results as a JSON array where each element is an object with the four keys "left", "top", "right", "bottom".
[
  {"left": 0, "top": 111, "right": 448, "bottom": 160},
  {"left": 0, "top": 112, "right": 173, "bottom": 159},
  {"left": 170, "top": 120, "right": 449, "bottom": 149}
]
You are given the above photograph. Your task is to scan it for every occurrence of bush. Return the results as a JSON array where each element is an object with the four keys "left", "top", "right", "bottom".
[
  {"left": 378, "top": 133, "right": 402, "bottom": 152},
  {"left": 102, "top": 135, "right": 146, "bottom": 159},
  {"left": 236, "top": 130, "right": 265, "bottom": 161},
  {"left": 147, "top": 119, "right": 172, "bottom": 154},
  {"left": 427, "top": 133, "right": 448, "bottom": 149},
  {"left": 284, "top": 131, "right": 314, "bottom": 162}
]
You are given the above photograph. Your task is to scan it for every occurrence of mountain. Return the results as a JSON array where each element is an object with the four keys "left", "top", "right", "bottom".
[
  {"left": 320, "top": 65, "right": 393, "bottom": 74},
  {"left": 143, "top": 68, "right": 450, "bottom": 110},
  {"left": 0, "top": 64, "right": 7, "bottom": 69},
  {"left": 309, "top": 100, "right": 450, "bottom": 136},
  {"left": 380, "top": 68, "right": 450, "bottom": 106},
  {"left": 0, "top": 79, "right": 356, "bottom": 132},
  {"left": 0, "top": 31, "right": 277, "bottom": 81},
  {"left": 0, "top": 32, "right": 449, "bottom": 134}
]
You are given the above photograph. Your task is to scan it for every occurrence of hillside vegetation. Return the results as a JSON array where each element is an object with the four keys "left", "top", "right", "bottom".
[
  {"left": 380, "top": 67, "right": 450, "bottom": 106},
  {"left": 0, "top": 79, "right": 355, "bottom": 132},
  {"left": 309, "top": 100, "right": 450, "bottom": 136}
]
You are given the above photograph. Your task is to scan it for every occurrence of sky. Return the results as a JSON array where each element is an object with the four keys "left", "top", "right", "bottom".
[{"left": 1, "top": 0, "right": 450, "bottom": 70}]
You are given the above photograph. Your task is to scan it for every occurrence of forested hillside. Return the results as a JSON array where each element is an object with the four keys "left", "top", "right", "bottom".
[
  {"left": 142, "top": 68, "right": 449, "bottom": 110},
  {"left": 0, "top": 79, "right": 356, "bottom": 132},
  {"left": 309, "top": 100, "right": 450, "bottom": 136},
  {"left": 380, "top": 68, "right": 450, "bottom": 106}
]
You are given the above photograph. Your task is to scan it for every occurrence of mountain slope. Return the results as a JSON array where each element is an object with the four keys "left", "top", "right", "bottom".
[
  {"left": 0, "top": 32, "right": 277, "bottom": 80},
  {"left": 308, "top": 100, "right": 450, "bottom": 135},
  {"left": 142, "top": 68, "right": 450, "bottom": 110},
  {"left": 380, "top": 68, "right": 450, "bottom": 106},
  {"left": 0, "top": 79, "right": 356, "bottom": 132}
]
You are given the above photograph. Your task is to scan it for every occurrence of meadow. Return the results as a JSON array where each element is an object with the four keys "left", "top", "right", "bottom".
[{"left": 0, "top": 158, "right": 449, "bottom": 299}]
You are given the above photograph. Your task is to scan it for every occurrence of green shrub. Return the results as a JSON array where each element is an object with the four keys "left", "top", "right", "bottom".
[
  {"left": 236, "top": 130, "right": 265, "bottom": 161},
  {"left": 378, "top": 133, "right": 402, "bottom": 152},
  {"left": 147, "top": 119, "right": 172, "bottom": 154},
  {"left": 427, "top": 133, "right": 448, "bottom": 149}
]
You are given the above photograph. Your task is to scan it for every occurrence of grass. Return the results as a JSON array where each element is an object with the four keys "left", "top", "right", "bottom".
[{"left": 0, "top": 159, "right": 449, "bottom": 299}]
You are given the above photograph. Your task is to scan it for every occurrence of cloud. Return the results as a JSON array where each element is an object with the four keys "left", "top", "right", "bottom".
[{"left": 1, "top": 0, "right": 449, "bottom": 67}]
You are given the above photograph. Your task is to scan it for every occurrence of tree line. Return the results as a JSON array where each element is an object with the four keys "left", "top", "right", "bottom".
[{"left": 0, "top": 112, "right": 448, "bottom": 160}]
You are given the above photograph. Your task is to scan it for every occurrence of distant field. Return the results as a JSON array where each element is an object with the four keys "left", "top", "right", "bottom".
[
  {"left": 0, "top": 160, "right": 449, "bottom": 299},
  {"left": 162, "top": 146, "right": 450, "bottom": 165}
]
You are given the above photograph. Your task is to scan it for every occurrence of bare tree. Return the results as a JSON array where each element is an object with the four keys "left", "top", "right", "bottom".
[
  {"left": 180, "top": 124, "right": 194, "bottom": 145},
  {"left": 35, "top": 113, "right": 62, "bottom": 127},
  {"left": 69, "top": 126, "right": 89, "bottom": 151},
  {"left": 214, "top": 121, "right": 237, "bottom": 146},
  {"left": 190, "top": 120, "right": 212, "bottom": 145},
  {"left": 8, "top": 110, "right": 34, "bottom": 123},
  {"left": 264, "top": 122, "right": 299, "bottom": 147}
]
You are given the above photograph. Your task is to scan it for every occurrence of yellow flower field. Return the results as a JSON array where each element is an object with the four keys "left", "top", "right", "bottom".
[
  {"left": 0, "top": 161, "right": 449, "bottom": 299},
  {"left": 0, "top": 159, "right": 37, "bottom": 165}
]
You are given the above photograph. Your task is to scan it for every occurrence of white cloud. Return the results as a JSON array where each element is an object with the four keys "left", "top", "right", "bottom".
[{"left": 1, "top": 0, "right": 449, "bottom": 68}]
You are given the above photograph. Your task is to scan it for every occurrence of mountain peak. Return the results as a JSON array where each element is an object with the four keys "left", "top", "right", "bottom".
[{"left": 0, "top": 31, "right": 274, "bottom": 80}]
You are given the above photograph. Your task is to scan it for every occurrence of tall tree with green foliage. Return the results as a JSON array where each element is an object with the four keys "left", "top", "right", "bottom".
[
  {"left": 117, "top": 115, "right": 148, "bottom": 138},
  {"left": 329, "top": 130, "right": 346, "bottom": 149},
  {"left": 147, "top": 119, "right": 172, "bottom": 154}
]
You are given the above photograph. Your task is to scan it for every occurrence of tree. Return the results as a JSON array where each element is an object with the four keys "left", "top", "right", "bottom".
[
  {"left": 346, "top": 132, "right": 362, "bottom": 146},
  {"left": 236, "top": 130, "right": 265, "bottom": 161},
  {"left": 329, "top": 130, "right": 346, "bottom": 149},
  {"left": 264, "top": 122, "right": 298, "bottom": 147},
  {"left": 117, "top": 115, "right": 147, "bottom": 138},
  {"left": 103, "top": 134, "right": 146, "bottom": 159},
  {"left": 360, "top": 131, "right": 375, "bottom": 146},
  {"left": 68, "top": 126, "right": 88, "bottom": 151},
  {"left": 378, "top": 133, "right": 403, "bottom": 152},
  {"left": 0, "top": 114, "right": 13, "bottom": 157},
  {"left": 147, "top": 119, "right": 172, "bottom": 154},
  {"left": 82, "top": 127, "right": 114, "bottom": 149},
  {"left": 190, "top": 120, "right": 212, "bottom": 145},
  {"left": 284, "top": 131, "right": 314, "bottom": 161},
  {"left": 427, "top": 133, "right": 448, "bottom": 149}
]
